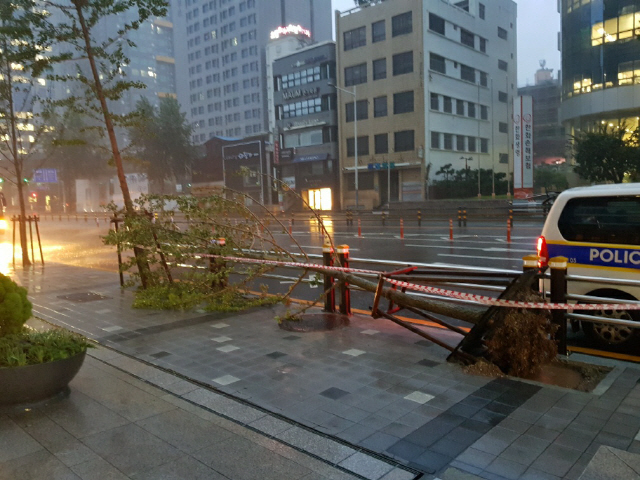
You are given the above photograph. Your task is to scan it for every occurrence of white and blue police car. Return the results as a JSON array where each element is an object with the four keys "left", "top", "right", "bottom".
[{"left": 537, "top": 183, "right": 640, "bottom": 350}]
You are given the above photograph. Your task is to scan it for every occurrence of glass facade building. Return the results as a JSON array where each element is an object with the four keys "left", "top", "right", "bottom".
[{"left": 560, "top": 0, "right": 640, "bottom": 134}]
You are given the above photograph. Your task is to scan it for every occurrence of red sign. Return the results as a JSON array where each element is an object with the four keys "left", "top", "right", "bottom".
[{"left": 274, "top": 141, "right": 280, "bottom": 164}]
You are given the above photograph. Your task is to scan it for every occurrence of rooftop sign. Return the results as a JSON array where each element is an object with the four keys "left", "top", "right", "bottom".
[{"left": 270, "top": 24, "right": 311, "bottom": 40}]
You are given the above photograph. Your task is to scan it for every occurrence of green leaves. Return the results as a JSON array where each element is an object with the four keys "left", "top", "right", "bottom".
[
  {"left": 572, "top": 124, "right": 640, "bottom": 184},
  {"left": 0, "top": 274, "right": 32, "bottom": 337}
]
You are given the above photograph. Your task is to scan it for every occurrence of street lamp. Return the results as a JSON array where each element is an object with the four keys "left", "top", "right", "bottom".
[
  {"left": 329, "top": 82, "right": 358, "bottom": 209},
  {"left": 460, "top": 156, "right": 473, "bottom": 177}
]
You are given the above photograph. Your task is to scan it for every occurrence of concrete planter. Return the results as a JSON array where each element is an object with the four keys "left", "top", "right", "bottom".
[{"left": 0, "top": 350, "right": 86, "bottom": 405}]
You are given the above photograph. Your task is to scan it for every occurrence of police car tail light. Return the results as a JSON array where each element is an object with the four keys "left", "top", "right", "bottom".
[{"left": 537, "top": 235, "right": 548, "bottom": 267}]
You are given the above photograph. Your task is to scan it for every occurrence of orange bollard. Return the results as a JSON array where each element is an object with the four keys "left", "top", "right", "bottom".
[
  {"left": 449, "top": 219, "right": 453, "bottom": 241},
  {"left": 357, "top": 218, "right": 362, "bottom": 237},
  {"left": 400, "top": 218, "right": 404, "bottom": 239},
  {"left": 507, "top": 218, "right": 512, "bottom": 243},
  {"left": 288, "top": 219, "right": 292, "bottom": 235}
]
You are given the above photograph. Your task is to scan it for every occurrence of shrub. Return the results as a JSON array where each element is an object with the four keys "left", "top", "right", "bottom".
[
  {"left": 0, "top": 329, "right": 90, "bottom": 367},
  {"left": 0, "top": 274, "right": 32, "bottom": 338}
]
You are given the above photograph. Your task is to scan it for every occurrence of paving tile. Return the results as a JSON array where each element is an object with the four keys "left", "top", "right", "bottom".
[
  {"left": 0, "top": 416, "right": 44, "bottom": 463},
  {"left": 276, "top": 426, "right": 356, "bottom": 464},
  {"left": 135, "top": 408, "right": 232, "bottom": 453},
  {"left": 132, "top": 454, "right": 229, "bottom": 480},
  {"left": 455, "top": 447, "right": 496, "bottom": 470},
  {"left": 339, "top": 452, "right": 394, "bottom": 479},
  {"left": 81, "top": 423, "right": 183, "bottom": 476},
  {"left": 211, "top": 336, "right": 232, "bottom": 343},
  {"left": 217, "top": 345, "right": 240, "bottom": 352},
  {"left": 484, "top": 456, "right": 528, "bottom": 480},
  {"left": 265, "top": 351, "right": 287, "bottom": 359},
  {"left": 320, "top": 387, "right": 350, "bottom": 400},
  {"left": 342, "top": 349, "right": 366, "bottom": 357},
  {"left": 0, "top": 449, "right": 81, "bottom": 480},
  {"left": 499, "top": 434, "right": 550, "bottom": 466},
  {"left": 212, "top": 374, "right": 240, "bottom": 386},
  {"left": 404, "top": 391, "right": 435, "bottom": 404},
  {"left": 530, "top": 443, "right": 583, "bottom": 477},
  {"left": 194, "top": 434, "right": 313, "bottom": 480},
  {"left": 411, "top": 449, "right": 452, "bottom": 474}
]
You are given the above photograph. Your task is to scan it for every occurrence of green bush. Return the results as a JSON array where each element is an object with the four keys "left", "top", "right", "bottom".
[
  {"left": 0, "top": 330, "right": 91, "bottom": 367},
  {"left": 0, "top": 274, "right": 32, "bottom": 338}
]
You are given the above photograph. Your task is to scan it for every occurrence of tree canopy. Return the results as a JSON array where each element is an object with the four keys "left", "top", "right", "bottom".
[{"left": 572, "top": 125, "right": 640, "bottom": 184}]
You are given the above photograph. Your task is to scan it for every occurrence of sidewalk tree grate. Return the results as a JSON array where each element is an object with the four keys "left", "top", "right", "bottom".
[{"left": 57, "top": 292, "right": 112, "bottom": 303}]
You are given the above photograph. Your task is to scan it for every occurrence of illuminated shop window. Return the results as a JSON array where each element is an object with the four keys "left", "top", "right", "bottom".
[{"left": 591, "top": 12, "right": 640, "bottom": 46}]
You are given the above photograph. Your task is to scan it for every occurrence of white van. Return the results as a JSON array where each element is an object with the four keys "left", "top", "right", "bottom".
[{"left": 536, "top": 183, "right": 640, "bottom": 350}]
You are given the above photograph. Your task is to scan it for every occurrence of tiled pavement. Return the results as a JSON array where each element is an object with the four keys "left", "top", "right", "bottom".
[{"left": 7, "top": 263, "right": 640, "bottom": 479}]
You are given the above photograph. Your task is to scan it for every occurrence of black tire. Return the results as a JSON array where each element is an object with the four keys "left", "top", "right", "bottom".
[{"left": 581, "top": 289, "right": 640, "bottom": 352}]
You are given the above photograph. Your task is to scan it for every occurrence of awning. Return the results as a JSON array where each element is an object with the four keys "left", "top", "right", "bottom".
[{"left": 292, "top": 153, "right": 329, "bottom": 163}]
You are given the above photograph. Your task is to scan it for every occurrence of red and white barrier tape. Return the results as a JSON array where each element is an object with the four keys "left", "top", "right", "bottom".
[{"left": 199, "top": 254, "right": 640, "bottom": 311}]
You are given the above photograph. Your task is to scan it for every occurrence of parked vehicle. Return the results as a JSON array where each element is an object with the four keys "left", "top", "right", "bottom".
[{"left": 536, "top": 183, "right": 640, "bottom": 350}]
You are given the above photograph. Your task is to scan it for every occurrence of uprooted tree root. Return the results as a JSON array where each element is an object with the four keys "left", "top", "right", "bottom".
[{"left": 483, "top": 291, "right": 558, "bottom": 378}]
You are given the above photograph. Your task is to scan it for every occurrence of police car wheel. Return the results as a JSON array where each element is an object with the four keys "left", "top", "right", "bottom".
[{"left": 581, "top": 291, "right": 640, "bottom": 351}]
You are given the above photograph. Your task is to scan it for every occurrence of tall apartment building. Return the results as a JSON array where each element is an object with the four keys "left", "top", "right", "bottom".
[
  {"left": 173, "top": 0, "right": 332, "bottom": 145},
  {"left": 335, "top": 0, "right": 517, "bottom": 209},
  {"left": 560, "top": 0, "right": 640, "bottom": 139}
]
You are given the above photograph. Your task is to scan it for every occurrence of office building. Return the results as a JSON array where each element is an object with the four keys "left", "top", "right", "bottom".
[
  {"left": 335, "top": 0, "right": 517, "bottom": 209},
  {"left": 559, "top": 0, "right": 640, "bottom": 139},
  {"left": 272, "top": 41, "right": 339, "bottom": 211},
  {"left": 174, "top": 0, "right": 332, "bottom": 145}
]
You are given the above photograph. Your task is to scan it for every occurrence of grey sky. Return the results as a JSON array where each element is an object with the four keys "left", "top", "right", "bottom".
[{"left": 330, "top": 0, "right": 561, "bottom": 87}]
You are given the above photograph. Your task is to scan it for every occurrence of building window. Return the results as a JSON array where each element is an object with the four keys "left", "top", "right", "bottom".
[
  {"left": 499, "top": 121, "right": 508, "bottom": 133},
  {"left": 344, "top": 63, "right": 367, "bottom": 86},
  {"left": 480, "top": 138, "right": 488, "bottom": 153},
  {"left": 395, "top": 130, "right": 414, "bottom": 152},
  {"left": 373, "top": 58, "right": 387, "bottom": 80},
  {"left": 499, "top": 153, "right": 508, "bottom": 164},
  {"left": 460, "top": 64, "right": 475, "bottom": 83},
  {"left": 393, "top": 90, "right": 414, "bottom": 114},
  {"left": 456, "top": 135, "right": 465, "bottom": 151},
  {"left": 344, "top": 26, "right": 366, "bottom": 51},
  {"left": 346, "top": 136, "right": 369, "bottom": 156},
  {"left": 468, "top": 136, "right": 476, "bottom": 152},
  {"left": 428, "top": 13, "right": 445, "bottom": 35},
  {"left": 481, "top": 105, "right": 488, "bottom": 120},
  {"left": 479, "top": 71, "right": 488, "bottom": 87},
  {"left": 456, "top": 99, "right": 464, "bottom": 116},
  {"left": 460, "top": 29, "right": 474, "bottom": 48},
  {"left": 374, "top": 96, "right": 387, "bottom": 117},
  {"left": 443, "top": 96, "right": 452, "bottom": 113},
  {"left": 374, "top": 133, "right": 388, "bottom": 154},
  {"left": 372, "top": 20, "right": 385, "bottom": 43},
  {"left": 443, "top": 133, "right": 453, "bottom": 150},
  {"left": 479, "top": 3, "right": 485, "bottom": 19},
  {"left": 392, "top": 51, "right": 413, "bottom": 76},
  {"left": 392, "top": 11, "right": 412, "bottom": 37},
  {"left": 498, "top": 26, "right": 507, "bottom": 40},
  {"left": 498, "top": 91, "right": 508, "bottom": 103},
  {"left": 431, "top": 131, "right": 440, "bottom": 149},
  {"left": 467, "top": 102, "right": 476, "bottom": 118},
  {"left": 498, "top": 59, "right": 508, "bottom": 71},
  {"left": 479, "top": 37, "right": 486, "bottom": 53},
  {"left": 429, "top": 53, "right": 445, "bottom": 74},
  {"left": 346, "top": 99, "right": 368, "bottom": 122},
  {"left": 430, "top": 93, "right": 439, "bottom": 110}
]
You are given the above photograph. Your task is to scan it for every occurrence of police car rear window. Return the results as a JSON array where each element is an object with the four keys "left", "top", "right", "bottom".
[{"left": 557, "top": 195, "right": 640, "bottom": 245}]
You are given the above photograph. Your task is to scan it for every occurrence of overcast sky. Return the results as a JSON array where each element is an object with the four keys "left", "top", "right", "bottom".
[{"left": 330, "top": 0, "right": 561, "bottom": 87}]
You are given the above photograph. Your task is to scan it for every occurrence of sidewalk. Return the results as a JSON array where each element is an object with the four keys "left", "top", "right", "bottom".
[{"left": 4, "top": 263, "right": 640, "bottom": 479}]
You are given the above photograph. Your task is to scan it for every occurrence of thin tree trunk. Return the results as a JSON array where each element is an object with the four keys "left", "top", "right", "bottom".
[
  {"left": 2, "top": 36, "right": 31, "bottom": 266},
  {"left": 72, "top": 1, "right": 150, "bottom": 287}
]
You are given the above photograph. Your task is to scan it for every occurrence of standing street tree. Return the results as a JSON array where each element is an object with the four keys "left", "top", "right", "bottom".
[
  {"left": 572, "top": 124, "right": 640, "bottom": 184},
  {"left": 0, "top": 0, "right": 52, "bottom": 266},
  {"left": 129, "top": 97, "right": 196, "bottom": 194},
  {"left": 39, "top": 0, "right": 169, "bottom": 286}
]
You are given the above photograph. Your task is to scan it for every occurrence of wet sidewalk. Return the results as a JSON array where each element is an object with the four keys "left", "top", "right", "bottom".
[{"left": 5, "top": 263, "right": 640, "bottom": 479}]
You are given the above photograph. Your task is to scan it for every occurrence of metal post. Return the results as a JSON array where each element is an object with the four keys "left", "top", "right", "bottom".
[
  {"left": 112, "top": 215, "right": 124, "bottom": 287},
  {"left": 463, "top": 208, "right": 467, "bottom": 227},
  {"left": 354, "top": 85, "right": 358, "bottom": 210},
  {"left": 507, "top": 218, "right": 511, "bottom": 243},
  {"left": 322, "top": 243, "right": 335, "bottom": 313},
  {"left": 458, "top": 207, "right": 462, "bottom": 227},
  {"left": 509, "top": 208, "right": 513, "bottom": 226},
  {"left": 11, "top": 216, "right": 16, "bottom": 266},
  {"left": 549, "top": 256, "right": 568, "bottom": 356},
  {"left": 522, "top": 255, "right": 540, "bottom": 292},
  {"left": 28, "top": 216, "right": 34, "bottom": 265},
  {"left": 337, "top": 245, "right": 351, "bottom": 315},
  {"left": 449, "top": 219, "right": 453, "bottom": 241},
  {"left": 400, "top": 218, "right": 404, "bottom": 239},
  {"left": 34, "top": 215, "right": 44, "bottom": 265},
  {"left": 357, "top": 218, "right": 362, "bottom": 237}
]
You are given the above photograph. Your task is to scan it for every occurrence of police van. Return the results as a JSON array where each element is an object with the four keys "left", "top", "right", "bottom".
[{"left": 536, "top": 183, "right": 640, "bottom": 350}]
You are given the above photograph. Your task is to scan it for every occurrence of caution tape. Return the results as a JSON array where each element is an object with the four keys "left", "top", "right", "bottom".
[{"left": 198, "top": 254, "right": 640, "bottom": 311}]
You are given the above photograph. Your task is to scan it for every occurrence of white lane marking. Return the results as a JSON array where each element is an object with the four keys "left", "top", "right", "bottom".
[
  {"left": 437, "top": 253, "right": 521, "bottom": 262},
  {"left": 406, "top": 244, "right": 533, "bottom": 254}
]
